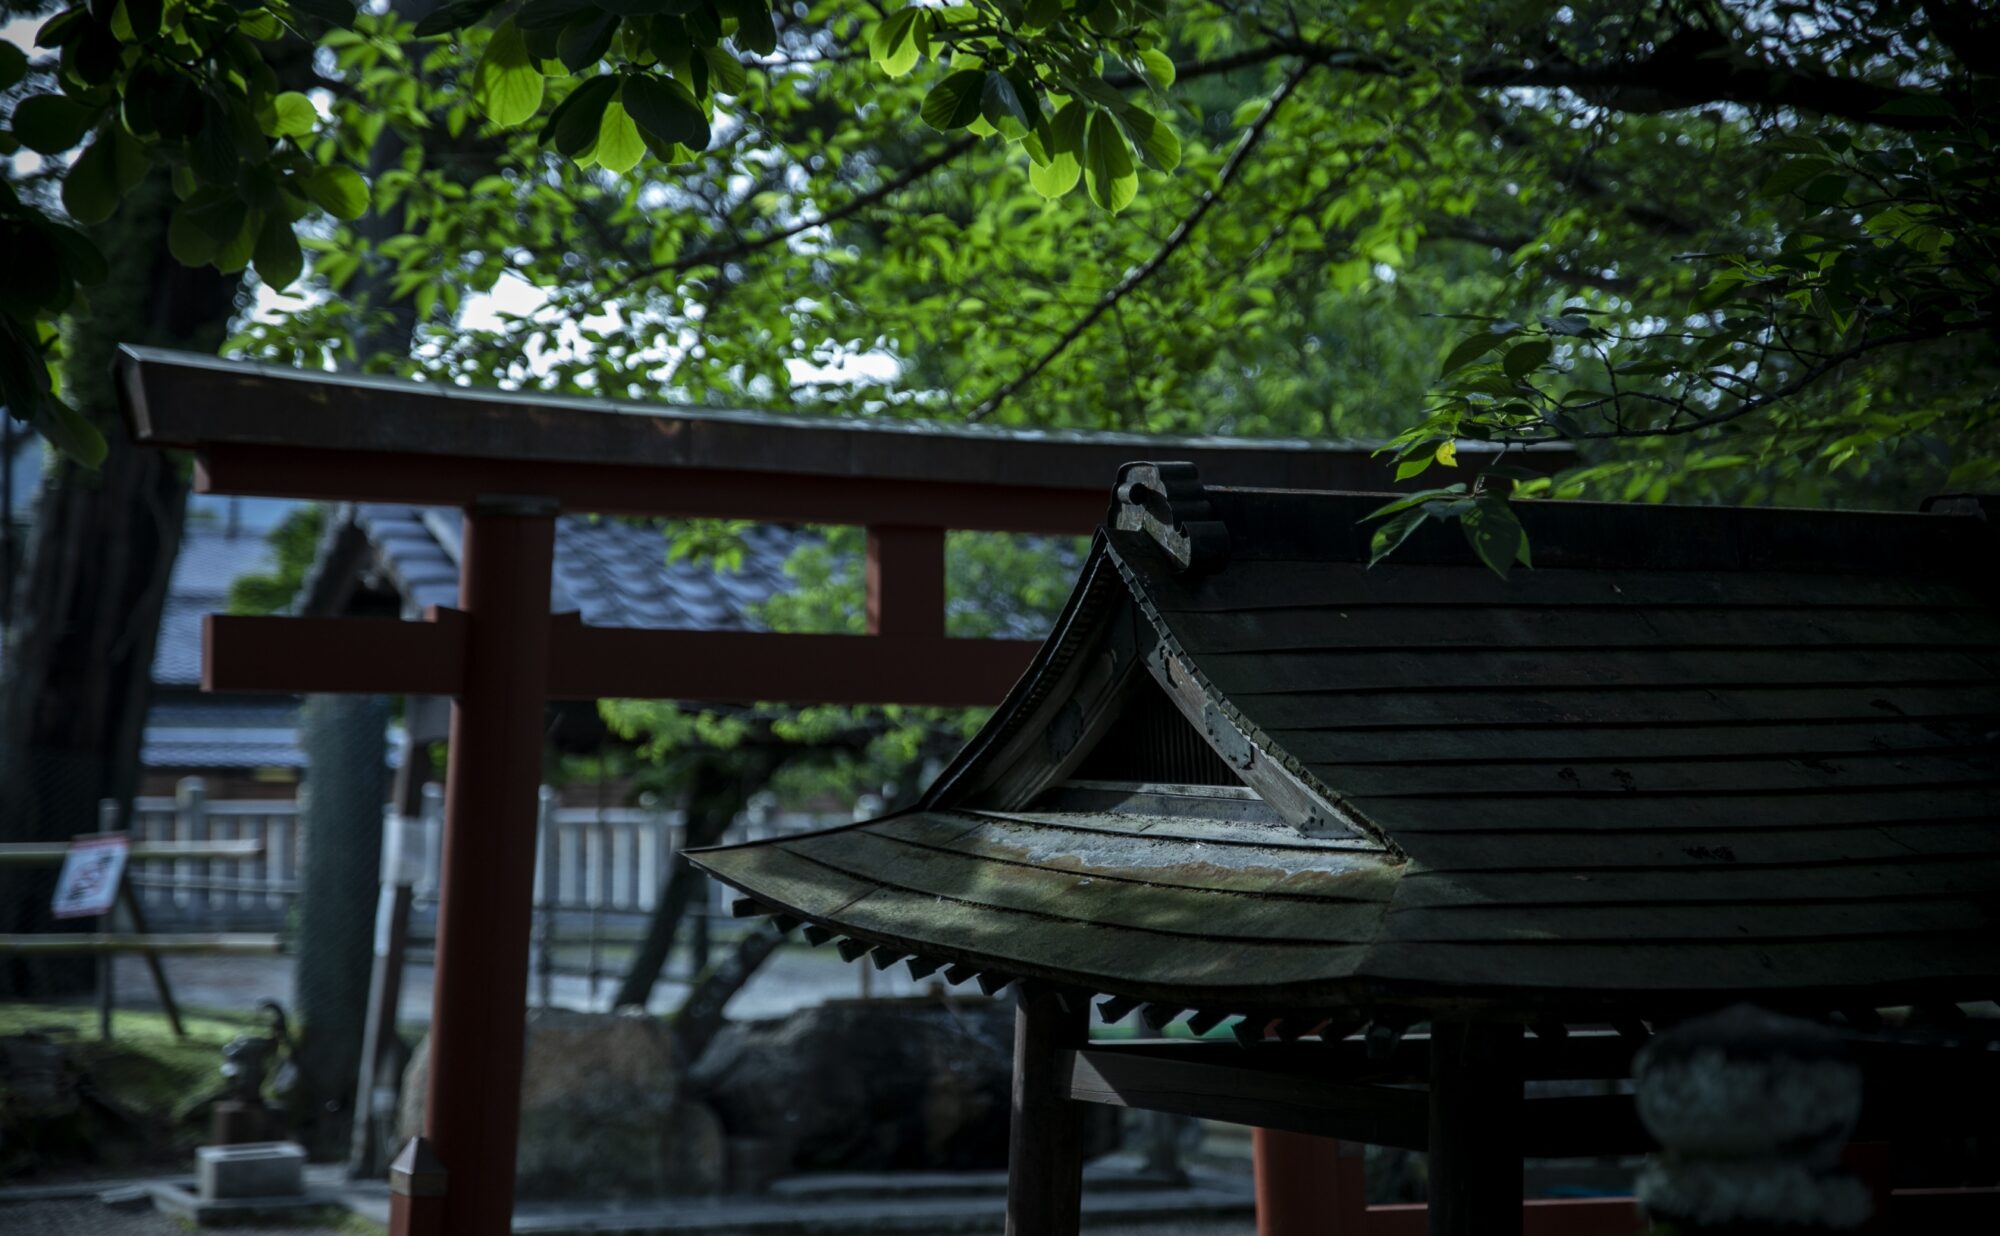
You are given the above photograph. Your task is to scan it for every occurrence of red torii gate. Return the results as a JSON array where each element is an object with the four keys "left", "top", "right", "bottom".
[{"left": 116, "top": 347, "right": 1533, "bottom": 1236}]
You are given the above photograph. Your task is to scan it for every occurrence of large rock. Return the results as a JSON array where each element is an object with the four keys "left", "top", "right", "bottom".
[
  {"left": 689, "top": 995, "right": 1119, "bottom": 1175},
  {"left": 398, "top": 1008, "right": 725, "bottom": 1198}
]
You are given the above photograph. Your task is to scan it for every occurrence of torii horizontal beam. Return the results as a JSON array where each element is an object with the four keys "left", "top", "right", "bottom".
[{"left": 205, "top": 610, "right": 1040, "bottom": 705}]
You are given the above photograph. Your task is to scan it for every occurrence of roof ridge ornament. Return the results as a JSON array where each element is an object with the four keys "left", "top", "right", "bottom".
[{"left": 1112, "top": 462, "right": 1229, "bottom": 574}]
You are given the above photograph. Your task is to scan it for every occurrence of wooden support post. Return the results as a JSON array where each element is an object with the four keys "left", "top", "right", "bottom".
[
  {"left": 118, "top": 880, "right": 184, "bottom": 1038},
  {"left": 388, "top": 1136, "right": 446, "bottom": 1236},
  {"left": 400, "top": 499, "right": 557, "bottom": 1236},
  {"left": 866, "top": 526, "right": 946, "bottom": 638},
  {"left": 96, "top": 906, "right": 113, "bottom": 1041},
  {"left": 537, "top": 788, "right": 557, "bottom": 1009},
  {"left": 1427, "top": 1020, "right": 1524, "bottom": 1236},
  {"left": 1006, "top": 985, "right": 1089, "bottom": 1236},
  {"left": 349, "top": 751, "right": 424, "bottom": 1180},
  {"left": 1255, "top": 1129, "right": 1364, "bottom": 1235},
  {"left": 97, "top": 808, "right": 117, "bottom": 1041}
]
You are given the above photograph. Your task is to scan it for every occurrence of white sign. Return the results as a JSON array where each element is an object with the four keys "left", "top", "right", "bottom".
[{"left": 51, "top": 834, "right": 129, "bottom": 920}]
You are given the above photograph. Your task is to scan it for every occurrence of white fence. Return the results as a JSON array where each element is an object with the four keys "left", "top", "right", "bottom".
[{"left": 122, "top": 776, "right": 840, "bottom": 931}]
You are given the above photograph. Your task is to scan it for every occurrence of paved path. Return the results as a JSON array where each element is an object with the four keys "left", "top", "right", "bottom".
[
  {"left": 114, "top": 941, "right": 926, "bottom": 1023},
  {"left": 0, "top": 1199, "right": 1255, "bottom": 1236}
]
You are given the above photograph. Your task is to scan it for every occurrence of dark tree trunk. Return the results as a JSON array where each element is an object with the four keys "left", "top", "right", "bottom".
[
  {"left": 611, "top": 753, "right": 776, "bottom": 1011},
  {"left": 673, "top": 921, "right": 785, "bottom": 1064},
  {"left": 290, "top": 693, "right": 390, "bottom": 1151},
  {"left": 0, "top": 175, "right": 239, "bottom": 998}
]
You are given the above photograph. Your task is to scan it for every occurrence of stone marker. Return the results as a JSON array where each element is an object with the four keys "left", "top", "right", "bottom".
[
  {"left": 691, "top": 995, "right": 1119, "bottom": 1179},
  {"left": 197, "top": 1141, "right": 306, "bottom": 1199},
  {"left": 399, "top": 1007, "right": 726, "bottom": 1198},
  {"left": 1634, "top": 1004, "right": 1871, "bottom": 1233}
]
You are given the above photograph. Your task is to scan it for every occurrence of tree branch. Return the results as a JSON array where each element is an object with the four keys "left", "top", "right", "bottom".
[
  {"left": 609, "top": 45, "right": 1321, "bottom": 294},
  {"left": 1228, "top": 34, "right": 1954, "bottom": 132},
  {"left": 620, "top": 137, "right": 979, "bottom": 290},
  {"left": 1429, "top": 224, "right": 1638, "bottom": 292},
  {"left": 967, "top": 61, "right": 1317, "bottom": 422},
  {"left": 1500, "top": 328, "right": 1951, "bottom": 443}
]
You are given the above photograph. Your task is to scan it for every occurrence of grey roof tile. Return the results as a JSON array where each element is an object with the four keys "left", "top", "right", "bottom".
[{"left": 347, "top": 505, "right": 805, "bottom": 632}]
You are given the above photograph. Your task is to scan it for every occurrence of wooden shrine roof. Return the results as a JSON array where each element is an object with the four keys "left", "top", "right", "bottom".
[{"left": 692, "top": 474, "right": 2000, "bottom": 1021}]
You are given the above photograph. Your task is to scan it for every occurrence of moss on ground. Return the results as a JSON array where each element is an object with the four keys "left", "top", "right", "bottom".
[{"left": 1, "top": 1002, "right": 257, "bottom": 1176}]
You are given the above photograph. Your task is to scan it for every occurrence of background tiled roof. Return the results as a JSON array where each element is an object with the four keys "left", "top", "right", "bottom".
[
  {"left": 153, "top": 521, "right": 282, "bottom": 687},
  {"left": 142, "top": 700, "right": 306, "bottom": 769},
  {"left": 350, "top": 505, "right": 801, "bottom": 630}
]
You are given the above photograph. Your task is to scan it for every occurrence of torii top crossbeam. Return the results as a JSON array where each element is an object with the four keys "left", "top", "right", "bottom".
[{"left": 115, "top": 346, "right": 1543, "bottom": 1236}]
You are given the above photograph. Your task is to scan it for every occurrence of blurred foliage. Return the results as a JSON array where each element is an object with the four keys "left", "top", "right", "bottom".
[{"left": 225, "top": 501, "right": 323, "bottom": 614}]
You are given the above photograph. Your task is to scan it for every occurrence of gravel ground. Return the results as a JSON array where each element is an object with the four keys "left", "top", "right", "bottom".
[
  {"left": 112, "top": 941, "right": 926, "bottom": 1024},
  {"left": 0, "top": 1199, "right": 1254, "bottom": 1236},
  {"left": 0, "top": 1199, "right": 361, "bottom": 1234}
]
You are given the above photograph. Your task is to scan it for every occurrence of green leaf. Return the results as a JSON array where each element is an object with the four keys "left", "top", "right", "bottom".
[
  {"left": 1138, "top": 47, "right": 1175, "bottom": 89},
  {"left": 287, "top": 0, "right": 359, "bottom": 27},
  {"left": 622, "top": 72, "right": 709, "bottom": 151},
  {"left": 593, "top": 98, "right": 646, "bottom": 172},
  {"left": 980, "top": 72, "right": 1030, "bottom": 140},
  {"left": 1028, "top": 146, "right": 1080, "bottom": 197},
  {"left": 1462, "top": 497, "right": 1528, "bottom": 579},
  {"left": 12, "top": 94, "right": 99, "bottom": 155},
  {"left": 1114, "top": 103, "right": 1178, "bottom": 171},
  {"left": 516, "top": 0, "right": 596, "bottom": 32},
  {"left": 1022, "top": 0, "right": 1061, "bottom": 27},
  {"left": 267, "top": 91, "right": 317, "bottom": 138},
  {"left": 541, "top": 74, "right": 620, "bottom": 155},
  {"left": 920, "top": 69, "right": 986, "bottom": 132},
  {"left": 1083, "top": 109, "right": 1136, "bottom": 213},
  {"left": 37, "top": 220, "right": 105, "bottom": 287},
  {"left": 1872, "top": 94, "right": 1953, "bottom": 119},
  {"left": 412, "top": 0, "right": 507, "bottom": 37},
  {"left": 303, "top": 166, "right": 370, "bottom": 219},
  {"left": 1760, "top": 157, "right": 1834, "bottom": 197},
  {"left": 724, "top": 0, "right": 776, "bottom": 55},
  {"left": 558, "top": 10, "right": 620, "bottom": 73},
  {"left": 1440, "top": 329, "right": 1503, "bottom": 376},
  {"left": 1047, "top": 99, "right": 1086, "bottom": 156},
  {"left": 1503, "top": 338, "right": 1553, "bottom": 379},
  {"left": 0, "top": 41, "right": 27, "bottom": 91},
  {"left": 869, "top": 8, "right": 923, "bottom": 79},
  {"left": 168, "top": 202, "right": 219, "bottom": 265},
  {"left": 61, "top": 132, "right": 122, "bottom": 224},
  {"left": 252, "top": 212, "right": 303, "bottom": 290},
  {"left": 1535, "top": 312, "right": 1593, "bottom": 337},
  {"left": 1367, "top": 506, "right": 1429, "bottom": 566},
  {"left": 701, "top": 46, "right": 746, "bottom": 95},
  {"left": 213, "top": 208, "right": 260, "bottom": 274},
  {"left": 1760, "top": 134, "right": 1828, "bottom": 156},
  {"left": 1363, "top": 483, "right": 1467, "bottom": 523},
  {"left": 47, "top": 398, "right": 107, "bottom": 469},
  {"left": 1799, "top": 172, "right": 1849, "bottom": 206},
  {"left": 475, "top": 20, "right": 545, "bottom": 127},
  {"left": 35, "top": 7, "right": 89, "bottom": 48},
  {"left": 0, "top": 226, "right": 69, "bottom": 316}
]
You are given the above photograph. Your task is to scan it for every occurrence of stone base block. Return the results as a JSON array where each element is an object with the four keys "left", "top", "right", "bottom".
[
  {"left": 196, "top": 1141, "right": 306, "bottom": 1199},
  {"left": 149, "top": 1182, "right": 343, "bottom": 1228}
]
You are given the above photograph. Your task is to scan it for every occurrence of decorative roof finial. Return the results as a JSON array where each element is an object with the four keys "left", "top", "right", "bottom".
[{"left": 1112, "top": 462, "right": 1229, "bottom": 573}]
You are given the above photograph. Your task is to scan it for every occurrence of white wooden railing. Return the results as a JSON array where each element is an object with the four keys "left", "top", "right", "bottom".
[{"left": 121, "top": 776, "right": 839, "bottom": 931}]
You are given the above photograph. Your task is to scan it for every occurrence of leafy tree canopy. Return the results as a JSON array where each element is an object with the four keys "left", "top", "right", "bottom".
[{"left": 4, "top": 0, "right": 1992, "bottom": 499}]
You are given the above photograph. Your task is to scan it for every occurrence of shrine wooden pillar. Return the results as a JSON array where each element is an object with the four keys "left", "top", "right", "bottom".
[
  {"left": 397, "top": 499, "right": 558, "bottom": 1236},
  {"left": 1255, "top": 1129, "right": 1365, "bottom": 1234},
  {"left": 1006, "top": 987, "right": 1090, "bottom": 1236},
  {"left": 1427, "top": 1020, "right": 1525, "bottom": 1236}
]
